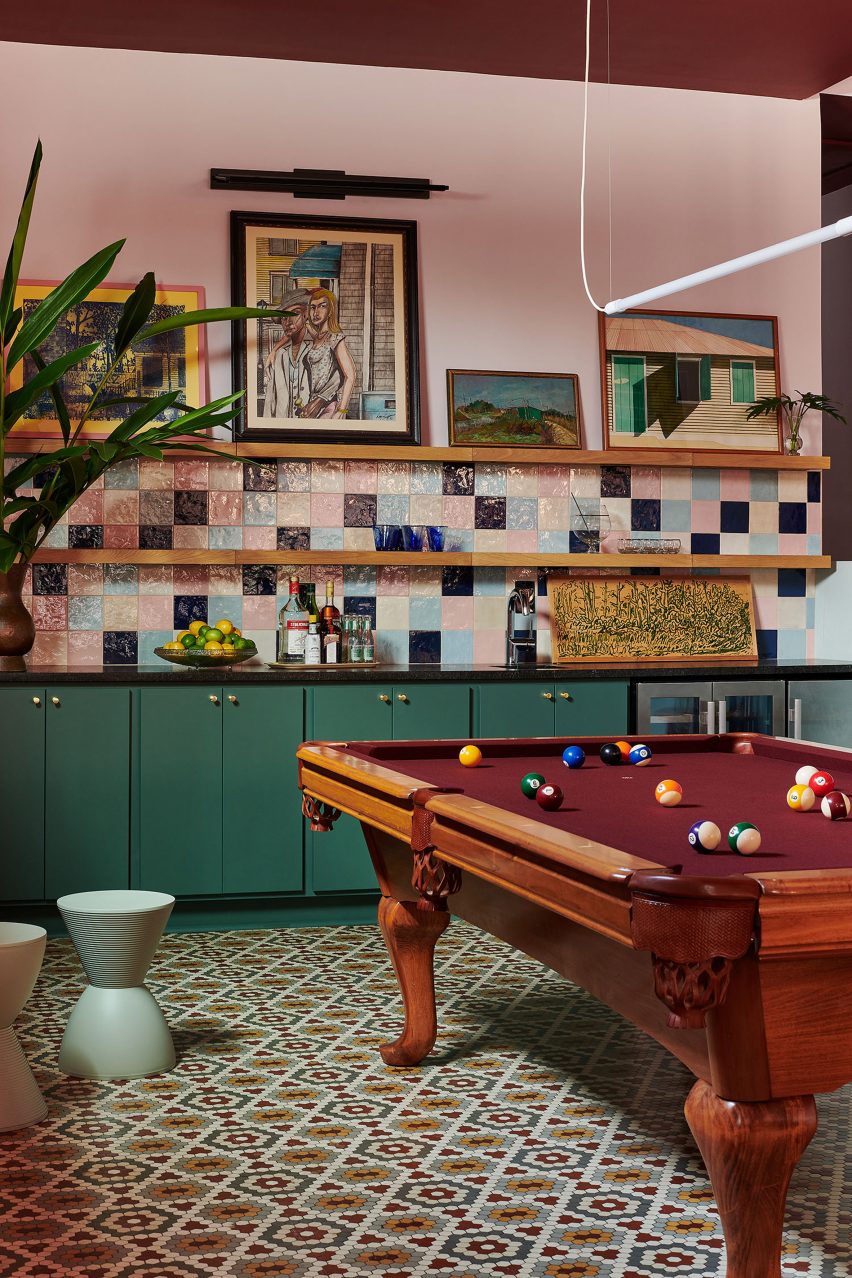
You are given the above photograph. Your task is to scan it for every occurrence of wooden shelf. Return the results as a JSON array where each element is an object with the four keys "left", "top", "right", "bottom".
[
  {"left": 30, "top": 549, "right": 832, "bottom": 570},
  {"left": 8, "top": 438, "right": 831, "bottom": 470}
]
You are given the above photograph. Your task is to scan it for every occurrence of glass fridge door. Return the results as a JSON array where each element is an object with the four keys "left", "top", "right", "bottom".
[
  {"left": 713, "top": 681, "right": 786, "bottom": 736},
  {"left": 636, "top": 682, "right": 714, "bottom": 735},
  {"left": 788, "top": 679, "right": 852, "bottom": 748}
]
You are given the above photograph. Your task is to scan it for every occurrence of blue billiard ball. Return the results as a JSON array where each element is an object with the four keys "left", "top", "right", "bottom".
[
  {"left": 562, "top": 745, "right": 586, "bottom": 769},
  {"left": 628, "top": 744, "right": 652, "bottom": 767}
]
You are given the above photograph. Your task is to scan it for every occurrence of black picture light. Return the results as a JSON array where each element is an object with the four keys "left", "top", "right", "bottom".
[{"left": 210, "top": 167, "right": 449, "bottom": 200}]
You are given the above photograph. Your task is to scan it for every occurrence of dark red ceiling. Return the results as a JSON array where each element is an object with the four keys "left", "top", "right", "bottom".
[{"left": 4, "top": 0, "right": 852, "bottom": 98}]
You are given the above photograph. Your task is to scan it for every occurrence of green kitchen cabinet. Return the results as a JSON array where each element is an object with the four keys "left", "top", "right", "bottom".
[
  {"left": 222, "top": 686, "right": 304, "bottom": 894},
  {"left": 45, "top": 686, "right": 131, "bottom": 898},
  {"left": 0, "top": 688, "right": 46, "bottom": 901},
  {"left": 477, "top": 681, "right": 558, "bottom": 739},
  {"left": 554, "top": 681, "right": 629, "bottom": 737},
  {"left": 477, "top": 680, "right": 629, "bottom": 740},
  {"left": 308, "top": 683, "right": 472, "bottom": 893}
]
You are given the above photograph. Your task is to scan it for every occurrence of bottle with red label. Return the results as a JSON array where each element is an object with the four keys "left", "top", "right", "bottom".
[{"left": 277, "top": 575, "right": 309, "bottom": 662}]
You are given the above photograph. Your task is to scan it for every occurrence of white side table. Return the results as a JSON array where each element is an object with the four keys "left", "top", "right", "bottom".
[
  {"left": 0, "top": 922, "right": 48, "bottom": 1130},
  {"left": 57, "top": 890, "right": 175, "bottom": 1080}
]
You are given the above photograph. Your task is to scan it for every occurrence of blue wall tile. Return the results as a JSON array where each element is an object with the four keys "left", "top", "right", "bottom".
[
  {"left": 779, "top": 502, "right": 807, "bottom": 534},
  {"left": 68, "top": 596, "right": 103, "bottom": 630},
  {"left": 442, "top": 567, "right": 473, "bottom": 595},
  {"left": 409, "top": 595, "right": 441, "bottom": 629},
  {"left": 208, "top": 596, "right": 243, "bottom": 627},
  {"left": 377, "top": 629, "right": 410, "bottom": 664},
  {"left": 691, "top": 533, "right": 720, "bottom": 554},
  {"left": 103, "top": 631, "right": 138, "bottom": 664},
  {"left": 756, "top": 629, "right": 778, "bottom": 659},
  {"left": 103, "top": 566, "right": 138, "bottom": 595},
  {"left": 441, "top": 630, "right": 474, "bottom": 664},
  {"left": 720, "top": 501, "right": 749, "bottom": 533},
  {"left": 174, "top": 595, "right": 207, "bottom": 628},
  {"left": 660, "top": 500, "right": 692, "bottom": 532},
  {"left": 631, "top": 499, "right": 661, "bottom": 532},
  {"left": 777, "top": 629, "right": 806, "bottom": 661},
  {"left": 750, "top": 471, "right": 778, "bottom": 502},
  {"left": 409, "top": 630, "right": 442, "bottom": 663},
  {"left": 807, "top": 472, "right": 821, "bottom": 503},
  {"left": 692, "top": 469, "right": 720, "bottom": 500},
  {"left": 777, "top": 568, "right": 806, "bottom": 598},
  {"left": 210, "top": 526, "right": 243, "bottom": 550},
  {"left": 138, "top": 630, "right": 172, "bottom": 663}
]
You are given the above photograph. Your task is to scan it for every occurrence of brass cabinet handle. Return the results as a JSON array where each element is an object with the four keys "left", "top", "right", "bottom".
[
  {"left": 32, "top": 696, "right": 41, "bottom": 706},
  {"left": 378, "top": 694, "right": 390, "bottom": 703},
  {"left": 228, "top": 695, "right": 238, "bottom": 704},
  {"left": 542, "top": 691, "right": 554, "bottom": 701},
  {"left": 209, "top": 695, "right": 219, "bottom": 705},
  {"left": 397, "top": 694, "right": 409, "bottom": 703},
  {"left": 559, "top": 691, "right": 572, "bottom": 700},
  {"left": 51, "top": 696, "right": 60, "bottom": 707}
]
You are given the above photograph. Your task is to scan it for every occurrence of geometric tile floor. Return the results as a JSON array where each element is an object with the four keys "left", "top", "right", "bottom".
[{"left": 2, "top": 923, "right": 851, "bottom": 1278}]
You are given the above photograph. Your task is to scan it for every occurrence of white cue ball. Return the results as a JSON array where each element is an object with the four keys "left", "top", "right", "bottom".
[{"left": 795, "top": 765, "right": 819, "bottom": 787}]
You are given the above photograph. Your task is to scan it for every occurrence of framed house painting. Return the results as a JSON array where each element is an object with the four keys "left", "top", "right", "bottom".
[
  {"left": 231, "top": 211, "right": 420, "bottom": 444},
  {"left": 10, "top": 282, "right": 206, "bottom": 439},
  {"left": 447, "top": 369, "right": 581, "bottom": 448},
  {"left": 599, "top": 309, "right": 782, "bottom": 455}
]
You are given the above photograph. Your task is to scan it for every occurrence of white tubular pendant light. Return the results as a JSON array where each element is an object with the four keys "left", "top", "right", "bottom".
[{"left": 604, "top": 216, "right": 852, "bottom": 315}]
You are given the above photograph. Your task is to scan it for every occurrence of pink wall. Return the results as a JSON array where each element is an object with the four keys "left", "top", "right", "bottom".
[{"left": 0, "top": 41, "right": 822, "bottom": 446}]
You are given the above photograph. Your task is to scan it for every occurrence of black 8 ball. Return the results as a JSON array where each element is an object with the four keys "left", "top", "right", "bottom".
[{"left": 599, "top": 743, "right": 623, "bottom": 766}]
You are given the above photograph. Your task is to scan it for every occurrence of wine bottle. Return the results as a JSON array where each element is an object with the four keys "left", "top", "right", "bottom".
[{"left": 320, "top": 580, "right": 341, "bottom": 664}]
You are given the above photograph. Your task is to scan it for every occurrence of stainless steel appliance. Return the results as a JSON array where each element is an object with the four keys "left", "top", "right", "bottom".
[
  {"left": 636, "top": 680, "right": 786, "bottom": 737},
  {"left": 787, "top": 679, "right": 852, "bottom": 747}
]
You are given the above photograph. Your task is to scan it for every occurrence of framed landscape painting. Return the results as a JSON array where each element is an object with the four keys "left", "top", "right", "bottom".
[
  {"left": 599, "top": 308, "right": 782, "bottom": 455},
  {"left": 231, "top": 211, "right": 420, "bottom": 444},
  {"left": 10, "top": 282, "right": 205, "bottom": 439},
  {"left": 447, "top": 369, "right": 581, "bottom": 448}
]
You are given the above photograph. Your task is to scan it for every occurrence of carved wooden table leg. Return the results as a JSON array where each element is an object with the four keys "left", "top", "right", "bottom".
[
  {"left": 685, "top": 1079, "right": 817, "bottom": 1278},
  {"left": 378, "top": 896, "right": 450, "bottom": 1067}
]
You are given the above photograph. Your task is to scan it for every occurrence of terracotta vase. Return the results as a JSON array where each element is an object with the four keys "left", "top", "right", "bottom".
[{"left": 0, "top": 565, "right": 35, "bottom": 672}]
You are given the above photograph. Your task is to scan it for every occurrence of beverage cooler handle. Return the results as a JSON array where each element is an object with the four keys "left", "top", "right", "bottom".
[
  {"left": 702, "top": 699, "right": 716, "bottom": 735},
  {"left": 717, "top": 699, "right": 727, "bottom": 735},
  {"left": 789, "top": 697, "right": 802, "bottom": 740}
]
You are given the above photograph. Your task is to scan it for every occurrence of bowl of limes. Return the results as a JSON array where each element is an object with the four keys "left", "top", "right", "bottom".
[{"left": 155, "top": 619, "right": 258, "bottom": 668}]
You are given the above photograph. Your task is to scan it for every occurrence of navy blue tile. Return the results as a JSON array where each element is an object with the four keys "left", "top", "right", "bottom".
[
  {"left": 442, "top": 463, "right": 474, "bottom": 495},
  {"left": 342, "top": 596, "right": 377, "bottom": 627},
  {"left": 68, "top": 524, "right": 104, "bottom": 549},
  {"left": 569, "top": 531, "right": 591, "bottom": 553},
  {"left": 409, "top": 630, "right": 442, "bottom": 664},
  {"left": 242, "top": 565, "right": 277, "bottom": 595},
  {"left": 757, "top": 629, "right": 778, "bottom": 660},
  {"left": 807, "top": 472, "right": 821, "bottom": 503},
  {"left": 344, "top": 494, "right": 377, "bottom": 527},
  {"left": 441, "top": 567, "right": 474, "bottom": 595},
  {"left": 174, "top": 490, "right": 208, "bottom": 525},
  {"left": 778, "top": 568, "right": 807, "bottom": 598},
  {"left": 474, "top": 496, "right": 506, "bottom": 529},
  {"left": 537, "top": 571, "right": 549, "bottom": 597},
  {"left": 139, "top": 525, "right": 173, "bottom": 550},
  {"left": 32, "top": 466, "right": 57, "bottom": 489},
  {"left": 779, "top": 502, "right": 806, "bottom": 534},
  {"left": 32, "top": 564, "right": 67, "bottom": 595},
  {"left": 720, "top": 501, "right": 750, "bottom": 534},
  {"left": 600, "top": 465, "right": 631, "bottom": 498},
  {"left": 691, "top": 533, "right": 720, "bottom": 554},
  {"left": 103, "top": 631, "right": 138, "bottom": 665},
  {"left": 631, "top": 499, "right": 661, "bottom": 532},
  {"left": 174, "top": 595, "right": 207, "bottom": 629},
  {"left": 277, "top": 527, "right": 310, "bottom": 551},
  {"left": 242, "top": 462, "right": 277, "bottom": 491}
]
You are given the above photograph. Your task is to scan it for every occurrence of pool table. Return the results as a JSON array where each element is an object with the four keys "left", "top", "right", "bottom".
[{"left": 297, "top": 732, "right": 852, "bottom": 1278}]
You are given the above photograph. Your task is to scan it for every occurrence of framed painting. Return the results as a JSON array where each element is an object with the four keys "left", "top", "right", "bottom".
[
  {"left": 10, "top": 281, "right": 206, "bottom": 439},
  {"left": 599, "top": 308, "right": 782, "bottom": 455},
  {"left": 447, "top": 369, "right": 581, "bottom": 448},
  {"left": 231, "top": 211, "right": 420, "bottom": 444}
]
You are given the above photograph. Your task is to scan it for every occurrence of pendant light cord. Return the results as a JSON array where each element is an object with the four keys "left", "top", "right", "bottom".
[{"left": 580, "top": 0, "right": 606, "bottom": 312}]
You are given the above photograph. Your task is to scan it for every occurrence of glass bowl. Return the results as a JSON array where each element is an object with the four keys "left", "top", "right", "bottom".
[{"left": 154, "top": 646, "right": 257, "bottom": 669}]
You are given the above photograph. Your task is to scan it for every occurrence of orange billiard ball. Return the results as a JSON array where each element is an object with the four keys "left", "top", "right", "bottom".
[
  {"left": 655, "top": 779, "right": 683, "bottom": 807},
  {"left": 459, "top": 744, "right": 483, "bottom": 768},
  {"left": 614, "top": 739, "right": 632, "bottom": 761}
]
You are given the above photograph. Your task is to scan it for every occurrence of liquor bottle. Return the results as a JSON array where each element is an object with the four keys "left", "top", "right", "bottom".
[
  {"left": 320, "top": 579, "right": 341, "bottom": 664},
  {"left": 304, "top": 615, "right": 322, "bottom": 665},
  {"left": 277, "top": 575, "right": 309, "bottom": 662},
  {"left": 300, "top": 581, "right": 317, "bottom": 620}
]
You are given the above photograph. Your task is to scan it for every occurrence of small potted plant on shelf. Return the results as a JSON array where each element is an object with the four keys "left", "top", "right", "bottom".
[
  {"left": 745, "top": 390, "right": 846, "bottom": 456},
  {"left": 0, "top": 143, "right": 266, "bottom": 670}
]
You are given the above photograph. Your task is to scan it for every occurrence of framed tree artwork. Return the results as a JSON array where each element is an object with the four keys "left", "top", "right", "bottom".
[
  {"left": 599, "top": 308, "right": 783, "bottom": 455},
  {"left": 230, "top": 211, "right": 420, "bottom": 444}
]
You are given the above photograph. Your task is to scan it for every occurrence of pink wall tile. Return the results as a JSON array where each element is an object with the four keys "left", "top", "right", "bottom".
[
  {"left": 243, "top": 526, "right": 276, "bottom": 550},
  {"left": 103, "top": 525, "right": 138, "bottom": 549},
  {"left": 209, "top": 566, "right": 243, "bottom": 595},
  {"left": 538, "top": 497, "right": 569, "bottom": 531},
  {"left": 277, "top": 493, "right": 311, "bottom": 526},
  {"left": 103, "top": 490, "right": 139, "bottom": 524},
  {"left": 719, "top": 469, "right": 750, "bottom": 501},
  {"left": 409, "top": 495, "right": 442, "bottom": 524},
  {"left": 377, "top": 566, "right": 410, "bottom": 595},
  {"left": 32, "top": 631, "right": 68, "bottom": 664},
  {"left": 174, "top": 459, "right": 209, "bottom": 490},
  {"left": 473, "top": 629, "right": 504, "bottom": 664},
  {"left": 32, "top": 596, "right": 68, "bottom": 631},
  {"left": 474, "top": 530, "right": 507, "bottom": 552},
  {"left": 311, "top": 460, "right": 344, "bottom": 492},
  {"left": 442, "top": 596, "right": 474, "bottom": 629},
  {"left": 172, "top": 526, "right": 208, "bottom": 549},
  {"left": 808, "top": 503, "right": 822, "bottom": 535},
  {"left": 310, "top": 493, "right": 345, "bottom": 527},
  {"left": 343, "top": 528, "right": 373, "bottom": 551},
  {"left": 807, "top": 629, "right": 815, "bottom": 659},
  {"left": 67, "top": 631, "right": 102, "bottom": 665},
  {"left": 68, "top": 564, "right": 103, "bottom": 595},
  {"left": 208, "top": 460, "right": 243, "bottom": 491},
  {"left": 507, "top": 530, "right": 538, "bottom": 553},
  {"left": 754, "top": 593, "right": 778, "bottom": 629},
  {"left": 209, "top": 491, "right": 242, "bottom": 524},
  {"left": 631, "top": 466, "right": 661, "bottom": 499},
  {"left": 506, "top": 466, "right": 538, "bottom": 497},
  {"left": 538, "top": 465, "right": 571, "bottom": 497},
  {"left": 777, "top": 533, "right": 808, "bottom": 554},
  {"left": 139, "top": 566, "right": 174, "bottom": 593},
  {"left": 138, "top": 595, "right": 173, "bottom": 629},
  {"left": 139, "top": 460, "right": 174, "bottom": 490},
  {"left": 243, "top": 596, "right": 277, "bottom": 630},
  {"left": 69, "top": 489, "right": 103, "bottom": 524},
  {"left": 174, "top": 566, "right": 210, "bottom": 594},
  {"left": 443, "top": 496, "right": 474, "bottom": 527},
  {"left": 691, "top": 501, "right": 721, "bottom": 533},
  {"left": 344, "top": 461, "right": 378, "bottom": 493}
]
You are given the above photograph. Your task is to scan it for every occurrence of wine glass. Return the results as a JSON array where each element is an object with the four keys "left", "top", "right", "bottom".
[{"left": 571, "top": 503, "right": 611, "bottom": 553}]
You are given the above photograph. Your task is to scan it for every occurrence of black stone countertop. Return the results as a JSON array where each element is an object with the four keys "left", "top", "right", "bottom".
[{"left": 3, "top": 660, "right": 852, "bottom": 685}]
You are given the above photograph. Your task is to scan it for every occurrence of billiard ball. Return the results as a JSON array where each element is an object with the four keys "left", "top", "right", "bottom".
[
  {"left": 562, "top": 745, "right": 586, "bottom": 769},
  {"left": 655, "top": 779, "right": 683, "bottom": 807},
  {"left": 599, "top": 743, "right": 623, "bottom": 766},
  {"left": 728, "top": 821, "right": 762, "bottom": 855},
  {"left": 795, "top": 765, "right": 819, "bottom": 787},
  {"left": 688, "top": 820, "right": 722, "bottom": 852},
  {"left": 787, "top": 783, "right": 816, "bottom": 812},
  {"left": 629, "top": 744, "right": 652, "bottom": 767},
  {"left": 521, "top": 772, "right": 545, "bottom": 799},
  {"left": 536, "top": 782, "right": 563, "bottom": 811},
  {"left": 459, "top": 745, "right": 482, "bottom": 768},
  {"left": 810, "top": 771, "right": 836, "bottom": 799},
  {"left": 821, "top": 790, "right": 851, "bottom": 821},
  {"left": 614, "top": 740, "right": 632, "bottom": 761}
]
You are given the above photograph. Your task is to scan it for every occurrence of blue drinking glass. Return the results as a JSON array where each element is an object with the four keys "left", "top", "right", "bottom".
[
  {"left": 425, "top": 525, "right": 445, "bottom": 551},
  {"left": 401, "top": 524, "right": 423, "bottom": 551}
]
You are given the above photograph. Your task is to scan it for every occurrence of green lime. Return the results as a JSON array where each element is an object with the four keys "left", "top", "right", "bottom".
[
  {"left": 242, "top": 638, "right": 256, "bottom": 650},
  {"left": 205, "top": 627, "right": 224, "bottom": 642},
  {"left": 198, "top": 625, "right": 210, "bottom": 638},
  {"left": 180, "top": 633, "right": 196, "bottom": 649},
  {"left": 233, "top": 635, "right": 248, "bottom": 650},
  {"left": 195, "top": 635, "right": 207, "bottom": 648}
]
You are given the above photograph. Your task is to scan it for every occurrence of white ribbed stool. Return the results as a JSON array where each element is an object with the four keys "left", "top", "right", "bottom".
[
  {"left": 0, "top": 922, "right": 48, "bottom": 1130},
  {"left": 57, "top": 890, "right": 175, "bottom": 1080}
]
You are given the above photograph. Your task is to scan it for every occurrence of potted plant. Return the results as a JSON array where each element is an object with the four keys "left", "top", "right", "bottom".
[
  {"left": 745, "top": 390, "right": 846, "bottom": 456},
  {"left": 0, "top": 143, "right": 266, "bottom": 669}
]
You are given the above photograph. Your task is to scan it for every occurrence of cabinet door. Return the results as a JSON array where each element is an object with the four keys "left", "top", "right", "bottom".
[
  {"left": 788, "top": 680, "right": 852, "bottom": 748},
  {"left": 392, "top": 683, "right": 472, "bottom": 741},
  {"left": 0, "top": 688, "right": 45, "bottom": 901},
  {"left": 138, "top": 687, "right": 223, "bottom": 895},
  {"left": 713, "top": 681, "right": 785, "bottom": 736},
  {"left": 223, "top": 686, "right": 304, "bottom": 894},
  {"left": 308, "top": 686, "right": 392, "bottom": 893},
  {"left": 477, "top": 682, "right": 556, "bottom": 739},
  {"left": 554, "top": 681, "right": 629, "bottom": 737},
  {"left": 45, "top": 687, "right": 131, "bottom": 898},
  {"left": 635, "top": 682, "right": 713, "bottom": 735}
]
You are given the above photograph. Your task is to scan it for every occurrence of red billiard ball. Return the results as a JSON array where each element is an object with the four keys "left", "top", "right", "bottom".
[
  {"left": 810, "top": 771, "right": 836, "bottom": 799},
  {"left": 821, "top": 790, "right": 851, "bottom": 821},
  {"left": 536, "top": 783, "right": 563, "bottom": 811}
]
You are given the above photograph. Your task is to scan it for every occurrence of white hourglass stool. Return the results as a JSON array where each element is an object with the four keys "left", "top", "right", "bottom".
[
  {"left": 0, "top": 922, "right": 48, "bottom": 1130},
  {"left": 57, "top": 890, "right": 175, "bottom": 1080}
]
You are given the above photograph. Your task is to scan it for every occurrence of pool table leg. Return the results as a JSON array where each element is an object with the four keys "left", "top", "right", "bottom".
[
  {"left": 684, "top": 1079, "right": 817, "bottom": 1278},
  {"left": 377, "top": 896, "right": 449, "bottom": 1068}
]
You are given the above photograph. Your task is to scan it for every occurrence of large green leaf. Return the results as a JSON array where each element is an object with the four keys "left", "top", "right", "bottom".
[
  {"left": 3, "top": 342, "right": 99, "bottom": 431},
  {"left": 134, "top": 306, "right": 270, "bottom": 343},
  {"left": 29, "top": 349, "right": 74, "bottom": 444},
  {"left": 113, "top": 271, "right": 156, "bottom": 358},
  {"left": 6, "top": 238, "right": 125, "bottom": 370},
  {"left": 0, "top": 140, "right": 41, "bottom": 335},
  {"left": 104, "top": 391, "right": 182, "bottom": 443},
  {"left": 2, "top": 446, "right": 88, "bottom": 494}
]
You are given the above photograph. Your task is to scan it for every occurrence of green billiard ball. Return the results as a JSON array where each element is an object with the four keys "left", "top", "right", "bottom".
[{"left": 521, "top": 772, "right": 545, "bottom": 799}]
